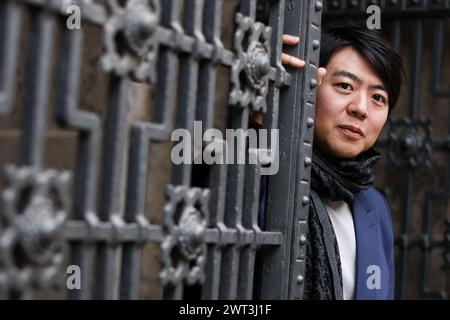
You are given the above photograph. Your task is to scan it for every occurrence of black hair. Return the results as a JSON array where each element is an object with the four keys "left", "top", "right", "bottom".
[{"left": 320, "top": 26, "right": 404, "bottom": 111}]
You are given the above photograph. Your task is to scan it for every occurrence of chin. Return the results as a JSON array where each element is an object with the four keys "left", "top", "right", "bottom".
[{"left": 327, "top": 144, "right": 363, "bottom": 159}]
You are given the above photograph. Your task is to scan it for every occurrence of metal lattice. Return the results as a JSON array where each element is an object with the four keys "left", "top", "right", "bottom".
[{"left": 0, "top": 0, "right": 322, "bottom": 299}]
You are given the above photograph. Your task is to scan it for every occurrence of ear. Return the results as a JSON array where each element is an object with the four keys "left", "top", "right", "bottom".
[{"left": 317, "top": 67, "right": 327, "bottom": 86}]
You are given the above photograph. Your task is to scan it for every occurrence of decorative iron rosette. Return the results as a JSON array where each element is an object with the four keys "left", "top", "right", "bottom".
[
  {"left": 386, "top": 117, "right": 432, "bottom": 169},
  {"left": 229, "top": 13, "right": 272, "bottom": 112},
  {"left": 101, "top": 0, "right": 160, "bottom": 83},
  {"left": 159, "top": 185, "right": 210, "bottom": 287},
  {"left": 0, "top": 165, "right": 71, "bottom": 292}
]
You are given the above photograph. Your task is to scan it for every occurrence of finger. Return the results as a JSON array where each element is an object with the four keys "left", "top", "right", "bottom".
[
  {"left": 282, "top": 34, "right": 300, "bottom": 45},
  {"left": 251, "top": 112, "right": 263, "bottom": 125},
  {"left": 317, "top": 67, "right": 327, "bottom": 85},
  {"left": 281, "top": 53, "right": 305, "bottom": 68}
]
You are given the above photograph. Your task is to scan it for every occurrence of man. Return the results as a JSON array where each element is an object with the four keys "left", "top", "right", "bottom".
[{"left": 276, "top": 26, "right": 403, "bottom": 299}]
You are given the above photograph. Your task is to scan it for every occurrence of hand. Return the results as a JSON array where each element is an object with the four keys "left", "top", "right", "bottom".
[
  {"left": 281, "top": 34, "right": 306, "bottom": 68},
  {"left": 281, "top": 34, "right": 327, "bottom": 84}
]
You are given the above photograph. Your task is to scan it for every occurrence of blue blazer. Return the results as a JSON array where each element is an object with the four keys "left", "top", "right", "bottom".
[
  {"left": 352, "top": 187, "right": 395, "bottom": 300},
  {"left": 257, "top": 177, "right": 395, "bottom": 299}
]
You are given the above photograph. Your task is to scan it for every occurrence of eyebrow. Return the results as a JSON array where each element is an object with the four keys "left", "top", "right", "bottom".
[{"left": 331, "top": 70, "right": 387, "bottom": 92}]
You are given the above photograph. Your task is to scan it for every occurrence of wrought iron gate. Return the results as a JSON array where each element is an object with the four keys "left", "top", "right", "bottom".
[
  {"left": 322, "top": 0, "right": 450, "bottom": 299},
  {"left": 1, "top": 0, "right": 448, "bottom": 301},
  {"left": 0, "top": 0, "right": 322, "bottom": 299}
]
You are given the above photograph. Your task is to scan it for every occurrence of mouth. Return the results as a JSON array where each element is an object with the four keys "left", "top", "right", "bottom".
[{"left": 337, "top": 124, "right": 365, "bottom": 139}]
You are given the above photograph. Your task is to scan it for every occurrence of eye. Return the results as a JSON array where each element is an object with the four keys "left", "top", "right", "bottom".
[
  {"left": 336, "top": 83, "right": 353, "bottom": 91},
  {"left": 372, "top": 94, "right": 387, "bottom": 104}
]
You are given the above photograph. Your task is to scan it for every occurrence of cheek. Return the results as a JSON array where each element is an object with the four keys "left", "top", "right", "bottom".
[
  {"left": 367, "top": 112, "right": 388, "bottom": 141},
  {"left": 315, "top": 89, "right": 337, "bottom": 126},
  {"left": 314, "top": 101, "right": 331, "bottom": 136}
]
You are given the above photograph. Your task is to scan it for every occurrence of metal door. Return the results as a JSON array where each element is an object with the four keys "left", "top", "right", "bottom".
[{"left": 0, "top": 0, "right": 322, "bottom": 299}]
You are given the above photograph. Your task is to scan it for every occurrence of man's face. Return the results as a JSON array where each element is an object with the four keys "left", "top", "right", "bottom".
[{"left": 314, "top": 46, "right": 389, "bottom": 158}]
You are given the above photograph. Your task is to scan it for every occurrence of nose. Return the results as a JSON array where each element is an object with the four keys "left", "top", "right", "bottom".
[{"left": 347, "top": 92, "right": 368, "bottom": 120}]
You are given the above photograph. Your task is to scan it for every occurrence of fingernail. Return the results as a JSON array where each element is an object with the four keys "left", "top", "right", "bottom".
[{"left": 295, "top": 59, "right": 305, "bottom": 67}]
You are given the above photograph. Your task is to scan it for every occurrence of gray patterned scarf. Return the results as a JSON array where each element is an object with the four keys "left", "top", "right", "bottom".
[{"left": 303, "top": 147, "right": 381, "bottom": 300}]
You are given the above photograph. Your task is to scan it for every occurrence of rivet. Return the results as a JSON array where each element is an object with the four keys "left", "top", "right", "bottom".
[
  {"left": 306, "top": 117, "right": 314, "bottom": 128},
  {"left": 302, "top": 196, "right": 310, "bottom": 205},
  {"left": 304, "top": 157, "right": 312, "bottom": 167},
  {"left": 315, "top": 1, "right": 323, "bottom": 11},
  {"left": 299, "top": 234, "right": 307, "bottom": 245},
  {"left": 312, "top": 40, "right": 320, "bottom": 50},
  {"left": 310, "top": 79, "right": 317, "bottom": 89},
  {"left": 297, "top": 275, "right": 304, "bottom": 284}
]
